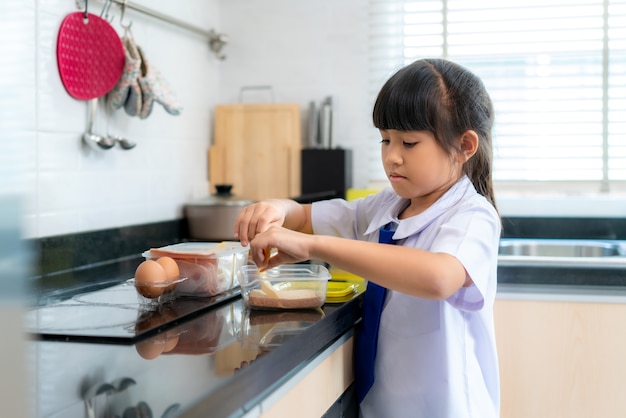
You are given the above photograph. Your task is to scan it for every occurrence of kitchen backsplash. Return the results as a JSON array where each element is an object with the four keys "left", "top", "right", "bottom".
[
  {"left": 7, "top": 0, "right": 372, "bottom": 240},
  {"left": 8, "top": 0, "right": 219, "bottom": 238}
]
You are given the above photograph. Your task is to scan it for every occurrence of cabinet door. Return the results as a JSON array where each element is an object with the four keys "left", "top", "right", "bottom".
[
  {"left": 495, "top": 298, "right": 626, "bottom": 418},
  {"left": 210, "top": 104, "right": 301, "bottom": 201},
  {"left": 260, "top": 336, "right": 354, "bottom": 418}
]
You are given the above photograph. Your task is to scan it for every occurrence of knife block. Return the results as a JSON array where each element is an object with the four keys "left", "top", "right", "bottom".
[{"left": 299, "top": 148, "right": 352, "bottom": 202}]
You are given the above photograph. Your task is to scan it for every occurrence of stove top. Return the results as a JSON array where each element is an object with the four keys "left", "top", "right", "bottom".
[{"left": 26, "top": 282, "right": 241, "bottom": 344}]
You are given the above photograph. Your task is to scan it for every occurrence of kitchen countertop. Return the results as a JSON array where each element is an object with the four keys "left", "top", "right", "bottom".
[
  {"left": 30, "top": 275, "right": 626, "bottom": 418},
  {"left": 28, "top": 219, "right": 626, "bottom": 418},
  {"left": 29, "top": 280, "right": 361, "bottom": 418},
  {"left": 497, "top": 282, "right": 626, "bottom": 303}
]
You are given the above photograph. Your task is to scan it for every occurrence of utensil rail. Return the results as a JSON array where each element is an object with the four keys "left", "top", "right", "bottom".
[
  {"left": 108, "top": 0, "right": 215, "bottom": 39},
  {"left": 76, "top": 0, "right": 228, "bottom": 58}
]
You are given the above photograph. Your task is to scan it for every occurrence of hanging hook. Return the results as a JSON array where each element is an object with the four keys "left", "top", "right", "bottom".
[
  {"left": 119, "top": 0, "right": 133, "bottom": 30},
  {"left": 100, "top": 0, "right": 114, "bottom": 23},
  {"left": 83, "top": 0, "right": 89, "bottom": 23}
]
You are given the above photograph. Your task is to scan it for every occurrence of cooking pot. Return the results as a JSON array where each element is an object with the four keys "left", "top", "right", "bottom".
[{"left": 185, "top": 185, "right": 255, "bottom": 241}]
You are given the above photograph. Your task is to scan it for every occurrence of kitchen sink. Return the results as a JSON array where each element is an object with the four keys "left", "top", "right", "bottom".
[
  {"left": 498, "top": 238, "right": 626, "bottom": 269},
  {"left": 499, "top": 239, "right": 623, "bottom": 257}
]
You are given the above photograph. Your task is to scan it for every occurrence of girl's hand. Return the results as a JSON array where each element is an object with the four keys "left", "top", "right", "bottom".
[
  {"left": 234, "top": 200, "right": 287, "bottom": 246},
  {"left": 248, "top": 226, "right": 314, "bottom": 270}
]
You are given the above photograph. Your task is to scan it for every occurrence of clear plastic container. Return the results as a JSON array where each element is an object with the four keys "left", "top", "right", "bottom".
[
  {"left": 134, "top": 303, "right": 240, "bottom": 359},
  {"left": 239, "top": 308, "right": 325, "bottom": 351},
  {"left": 137, "top": 241, "right": 249, "bottom": 299},
  {"left": 238, "top": 264, "right": 331, "bottom": 310}
]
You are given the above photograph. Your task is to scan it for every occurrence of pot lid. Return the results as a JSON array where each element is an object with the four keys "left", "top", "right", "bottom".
[{"left": 186, "top": 184, "right": 255, "bottom": 206}]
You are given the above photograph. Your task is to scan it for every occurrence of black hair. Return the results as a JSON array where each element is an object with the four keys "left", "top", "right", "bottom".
[{"left": 373, "top": 58, "right": 497, "bottom": 211}]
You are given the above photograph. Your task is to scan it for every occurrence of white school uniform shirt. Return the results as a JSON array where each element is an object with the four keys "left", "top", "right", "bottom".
[{"left": 311, "top": 176, "right": 501, "bottom": 418}]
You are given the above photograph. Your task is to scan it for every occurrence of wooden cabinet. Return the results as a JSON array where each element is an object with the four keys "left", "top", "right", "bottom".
[
  {"left": 495, "top": 298, "right": 626, "bottom": 418},
  {"left": 209, "top": 104, "right": 301, "bottom": 201},
  {"left": 260, "top": 335, "right": 354, "bottom": 418}
]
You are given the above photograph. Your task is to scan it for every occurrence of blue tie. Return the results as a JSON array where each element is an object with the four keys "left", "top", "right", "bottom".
[{"left": 354, "top": 223, "right": 397, "bottom": 403}]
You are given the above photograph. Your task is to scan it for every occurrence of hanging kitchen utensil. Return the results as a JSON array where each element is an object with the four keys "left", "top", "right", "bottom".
[
  {"left": 122, "top": 34, "right": 145, "bottom": 117},
  {"left": 56, "top": 11, "right": 125, "bottom": 100},
  {"left": 107, "top": 29, "right": 143, "bottom": 116},
  {"left": 107, "top": 6, "right": 141, "bottom": 116},
  {"left": 83, "top": 98, "right": 116, "bottom": 150},
  {"left": 135, "top": 45, "right": 183, "bottom": 118},
  {"left": 104, "top": 102, "right": 137, "bottom": 150}
]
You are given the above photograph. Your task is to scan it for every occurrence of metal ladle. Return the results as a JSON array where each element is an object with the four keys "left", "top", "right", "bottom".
[
  {"left": 109, "top": 134, "right": 136, "bottom": 150},
  {"left": 104, "top": 99, "right": 137, "bottom": 150},
  {"left": 83, "top": 98, "right": 116, "bottom": 150},
  {"left": 115, "top": 136, "right": 136, "bottom": 150}
]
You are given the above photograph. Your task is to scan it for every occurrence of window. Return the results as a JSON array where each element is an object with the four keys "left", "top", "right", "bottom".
[{"left": 368, "top": 0, "right": 626, "bottom": 193}]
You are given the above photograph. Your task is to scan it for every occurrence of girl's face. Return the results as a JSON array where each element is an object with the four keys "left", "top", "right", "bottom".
[{"left": 380, "top": 129, "right": 463, "bottom": 216}]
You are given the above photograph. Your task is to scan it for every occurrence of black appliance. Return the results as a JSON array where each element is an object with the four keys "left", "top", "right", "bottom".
[{"left": 295, "top": 148, "right": 352, "bottom": 203}]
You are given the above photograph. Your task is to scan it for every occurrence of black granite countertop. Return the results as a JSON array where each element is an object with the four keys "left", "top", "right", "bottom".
[
  {"left": 29, "top": 283, "right": 361, "bottom": 418},
  {"left": 27, "top": 220, "right": 361, "bottom": 417}
]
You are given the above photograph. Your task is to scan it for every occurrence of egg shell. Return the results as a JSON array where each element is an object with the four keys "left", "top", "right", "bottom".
[
  {"left": 162, "top": 333, "right": 180, "bottom": 353},
  {"left": 134, "top": 309, "right": 180, "bottom": 359},
  {"left": 134, "top": 260, "right": 167, "bottom": 298},
  {"left": 135, "top": 338, "right": 165, "bottom": 360},
  {"left": 156, "top": 256, "right": 180, "bottom": 292}
]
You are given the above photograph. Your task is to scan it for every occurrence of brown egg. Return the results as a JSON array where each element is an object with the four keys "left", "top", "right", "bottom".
[
  {"left": 156, "top": 256, "right": 180, "bottom": 293},
  {"left": 134, "top": 260, "right": 167, "bottom": 298},
  {"left": 162, "top": 333, "right": 180, "bottom": 353},
  {"left": 135, "top": 338, "right": 165, "bottom": 360}
]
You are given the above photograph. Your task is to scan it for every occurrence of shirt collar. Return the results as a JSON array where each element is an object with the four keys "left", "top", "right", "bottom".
[{"left": 364, "top": 176, "right": 475, "bottom": 240}]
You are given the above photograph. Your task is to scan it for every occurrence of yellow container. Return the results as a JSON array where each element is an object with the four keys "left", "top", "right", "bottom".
[
  {"left": 346, "top": 188, "right": 379, "bottom": 201},
  {"left": 326, "top": 267, "right": 366, "bottom": 303}
]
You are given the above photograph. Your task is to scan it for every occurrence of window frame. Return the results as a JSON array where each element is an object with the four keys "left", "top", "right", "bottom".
[{"left": 367, "top": 0, "right": 626, "bottom": 216}]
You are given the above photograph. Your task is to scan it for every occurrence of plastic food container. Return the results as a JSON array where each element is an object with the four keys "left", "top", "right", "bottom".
[
  {"left": 238, "top": 264, "right": 331, "bottom": 310},
  {"left": 137, "top": 241, "right": 249, "bottom": 300},
  {"left": 239, "top": 308, "right": 325, "bottom": 351},
  {"left": 134, "top": 303, "right": 239, "bottom": 360}
]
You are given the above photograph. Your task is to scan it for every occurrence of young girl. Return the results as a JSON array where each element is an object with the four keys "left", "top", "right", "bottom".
[{"left": 234, "top": 58, "right": 501, "bottom": 418}]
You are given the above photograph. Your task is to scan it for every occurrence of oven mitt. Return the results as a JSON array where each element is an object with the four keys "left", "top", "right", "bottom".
[
  {"left": 106, "top": 33, "right": 142, "bottom": 116},
  {"left": 122, "top": 36, "right": 143, "bottom": 117},
  {"left": 136, "top": 46, "right": 182, "bottom": 119}
]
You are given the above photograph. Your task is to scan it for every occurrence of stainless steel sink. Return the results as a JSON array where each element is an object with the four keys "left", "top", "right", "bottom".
[
  {"left": 498, "top": 239, "right": 626, "bottom": 268},
  {"left": 499, "top": 239, "right": 623, "bottom": 257}
]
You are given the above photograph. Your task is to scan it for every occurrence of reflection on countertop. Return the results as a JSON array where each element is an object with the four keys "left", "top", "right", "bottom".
[
  {"left": 26, "top": 281, "right": 242, "bottom": 344},
  {"left": 30, "top": 289, "right": 360, "bottom": 418}
]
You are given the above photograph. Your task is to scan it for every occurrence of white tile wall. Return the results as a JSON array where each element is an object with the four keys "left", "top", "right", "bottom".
[
  {"left": 218, "top": 0, "right": 373, "bottom": 188},
  {"left": 9, "top": 0, "right": 618, "bottom": 238},
  {"left": 3, "top": 0, "right": 219, "bottom": 239},
  {"left": 7, "top": 0, "right": 372, "bottom": 239}
]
